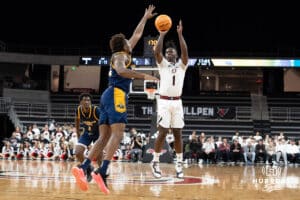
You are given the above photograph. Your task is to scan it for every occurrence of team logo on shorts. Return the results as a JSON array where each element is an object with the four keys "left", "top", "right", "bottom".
[{"left": 117, "top": 104, "right": 125, "bottom": 109}]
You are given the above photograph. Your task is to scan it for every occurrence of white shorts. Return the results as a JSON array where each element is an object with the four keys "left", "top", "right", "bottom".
[{"left": 157, "top": 98, "right": 184, "bottom": 129}]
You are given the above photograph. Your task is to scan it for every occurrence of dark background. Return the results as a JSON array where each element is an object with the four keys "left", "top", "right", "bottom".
[{"left": 0, "top": 0, "right": 299, "bottom": 57}]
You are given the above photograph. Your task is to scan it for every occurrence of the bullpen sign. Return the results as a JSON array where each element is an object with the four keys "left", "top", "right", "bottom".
[{"left": 134, "top": 104, "right": 236, "bottom": 119}]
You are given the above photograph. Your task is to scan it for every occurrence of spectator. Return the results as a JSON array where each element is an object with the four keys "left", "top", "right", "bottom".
[
  {"left": 218, "top": 138, "right": 231, "bottom": 163},
  {"left": 243, "top": 140, "right": 256, "bottom": 165},
  {"left": 253, "top": 131, "right": 262, "bottom": 142},
  {"left": 232, "top": 131, "right": 242, "bottom": 144},
  {"left": 32, "top": 123, "right": 41, "bottom": 140},
  {"left": 202, "top": 137, "right": 216, "bottom": 164},
  {"left": 129, "top": 135, "right": 143, "bottom": 162},
  {"left": 189, "top": 137, "right": 203, "bottom": 163},
  {"left": 230, "top": 139, "right": 243, "bottom": 164},
  {"left": 266, "top": 139, "right": 276, "bottom": 165},
  {"left": 255, "top": 139, "right": 266, "bottom": 163},
  {"left": 275, "top": 139, "right": 288, "bottom": 165},
  {"left": 286, "top": 139, "right": 300, "bottom": 164},
  {"left": 189, "top": 130, "right": 198, "bottom": 141}
]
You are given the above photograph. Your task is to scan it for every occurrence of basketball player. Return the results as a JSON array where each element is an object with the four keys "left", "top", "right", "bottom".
[
  {"left": 73, "top": 93, "right": 102, "bottom": 188},
  {"left": 150, "top": 19, "right": 189, "bottom": 179},
  {"left": 71, "top": 4, "right": 159, "bottom": 194}
]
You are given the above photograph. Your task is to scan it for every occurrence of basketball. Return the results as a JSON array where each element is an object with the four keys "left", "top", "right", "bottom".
[{"left": 155, "top": 14, "right": 172, "bottom": 31}]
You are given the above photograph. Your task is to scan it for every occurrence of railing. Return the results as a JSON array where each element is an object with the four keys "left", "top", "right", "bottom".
[
  {"left": 11, "top": 102, "right": 300, "bottom": 123},
  {"left": 269, "top": 107, "right": 300, "bottom": 121},
  {"left": 13, "top": 102, "right": 253, "bottom": 121},
  {"left": 8, "top": 106, "right": 24, "bottom": 132},
  {"left": 13, "top": 102, "right": 77, "bottom": 119},
  {"left": 0, "top": 97, "right": 11, "bottom": 113}
]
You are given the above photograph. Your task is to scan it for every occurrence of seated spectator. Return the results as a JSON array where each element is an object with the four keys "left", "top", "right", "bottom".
[
  {"left": 230, "top": 139, "right": 243, "bottom": 164},
  {"left": 275, "top": 139, "right": 288, "bottom": 165},
  {"left": 129, "top": 135, "right": 143, "bottom": 162},
  {"left": 41, "top": 124, "right": 51, "bottom": 143},
  {"left": 32, "top": 124, "right": 41, "bottom": 140},
  {"left": 189, "top": 130, "right": 198, "bottom": 141},
  {"left": 255, "top": 139, "right": 267, "bottom": 163},
  {"left": 189, "top": 137, "right": 203, "bottom": 163},
  {"left": 264, "top": 134, "right": 270, "bottom": 145},
  {"left": 218, "top": 138, "right": 231, "bottom": 162},
  {"left": 11, "top": 126, "right": 23, "bottom": 143},
  {"left": 278, "top": 132, "right": 285, "bottom": 141},
  {"left": 240, "top": 137, "right": 248, "bottom": 148},
  {"left": 1, "top": 140, "right": 14, "bottom": 159},
  {"left": 215, "top": 136, "right": 223, "bottom": 148},
  {"left": 232, "top": 131, "right": 242, "bottom": 144},
  {"left": 286, "top": 139, "right": 300, "bottom": 164},
  {"left": 266, "top": 139, "right": 276, "bottom": 164},
  {"left": 243, "top": 140, "right": 256, "bottom": 165},
  {"left": 202, "top": 137, "right": 216, "bottom": 164},
  {"left": 199, "top": 132, "right": 206, "bottom": 144},
  {"left": 253, "top": 131, "right": 262, "bottom": 142}
]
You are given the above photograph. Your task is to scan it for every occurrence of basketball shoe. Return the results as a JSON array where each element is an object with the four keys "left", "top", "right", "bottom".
[
  {"left": 150, "top": 161, "right": 162, "bottom": 178},
  {"left": 175, "top": 162, "right": 184, "bottom": 178},
  {"left": 91, "top": 170, "right": 110, "bottom": 195},
  {"left": 71, "top": 166, "right": 88, "bottom": 191}
]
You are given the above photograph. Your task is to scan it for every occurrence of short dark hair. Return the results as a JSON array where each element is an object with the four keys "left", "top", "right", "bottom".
[
  {"left": 79, "top": 93, "right": 92, "bottom": 102},
  {"left": 165, "top": 40, "right": 177, "bottom": 50},
  {"left": 110, "top": 33, "right": 126, "bottom": 53}
]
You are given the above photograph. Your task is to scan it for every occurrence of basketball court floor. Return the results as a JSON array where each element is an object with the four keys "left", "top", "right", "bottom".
[{"left": 0, "top": 159, "right": 299, "bottom": 200}]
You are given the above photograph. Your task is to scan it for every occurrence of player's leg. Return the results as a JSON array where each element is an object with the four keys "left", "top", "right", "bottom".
[
  {"left": 93, "top": 124, "right": 124, "bottom": 177},
  {"left": 75, "top": 134, "right": 88, "bottom": 163},
  {"left": 171, "top": 100, "right": 185, "bottom": 178},
  {"left": 90, "top": 124, "right": 111, "bottom": 195},
  {"left": 151, "top": 99, "right": 171, "bottom": 178},
  {"left": 172, "top": 128, "right": 184, "bottom": 178},
  {"left": 72, "top": 132, "right": 93, "bottom": 190},
  {"left": 151, "top": 125, "right": 169, "bottom": 178}
]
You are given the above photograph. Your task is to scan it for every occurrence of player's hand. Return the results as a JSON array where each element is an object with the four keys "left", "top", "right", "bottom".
[
  {"left": 144, "top": 4, "right": 157, "bottom": 20},
  {"left": 144, "top": 74, "right": 159, "bottom": 82},
  {"left": 177, "top": 20, "right": 183, "bottom": 35}
]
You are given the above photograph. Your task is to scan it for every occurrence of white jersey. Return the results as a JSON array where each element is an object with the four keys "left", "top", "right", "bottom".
[{"left": 157, "top": 58, "right": 187, "bottom": 97}]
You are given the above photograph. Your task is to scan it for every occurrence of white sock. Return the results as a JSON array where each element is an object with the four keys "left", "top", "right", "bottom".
[
  {"left": 153, "top": 152, "right": 160, "bottom": 162},
  {"left": 176, "top": 153, "right": 183, "bottom": 163}
]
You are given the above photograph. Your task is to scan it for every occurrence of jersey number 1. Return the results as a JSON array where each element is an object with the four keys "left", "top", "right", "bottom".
[{"left": 172, "top": 75, "right": 175, "bottom": 86}]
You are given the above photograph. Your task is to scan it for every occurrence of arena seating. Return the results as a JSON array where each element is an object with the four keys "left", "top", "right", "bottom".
[{"left": 4, "top": 91, "right": 300, "bottom": 140}]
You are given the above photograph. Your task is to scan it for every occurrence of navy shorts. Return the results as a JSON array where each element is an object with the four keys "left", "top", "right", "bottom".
[{"left": 99, "top": 86, "right": 128, "bottom": 125}]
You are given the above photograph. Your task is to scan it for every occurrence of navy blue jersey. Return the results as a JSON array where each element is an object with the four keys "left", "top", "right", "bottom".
[
  {"left": 108, "top": 51, "right": 132, "bottom": 93},
  {"left": 76, "top": 105, "right": 100, "bottom": 135}
]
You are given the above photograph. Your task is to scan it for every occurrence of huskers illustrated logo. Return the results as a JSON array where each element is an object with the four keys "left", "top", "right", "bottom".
[{"left": 217, "top": 107, "right": 229, "bottom": 118}]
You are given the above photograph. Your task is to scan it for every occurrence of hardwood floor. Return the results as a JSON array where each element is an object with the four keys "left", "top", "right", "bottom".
[{"left": 0, "top": 159, "right": 299, "bottom": 200}]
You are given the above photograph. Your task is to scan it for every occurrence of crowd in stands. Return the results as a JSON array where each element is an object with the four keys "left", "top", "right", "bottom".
[
  {"left": 184, "top": 131, "right": 300, "bottom": 166},
  {"left": 1, "top": 123, "right": 300, "bottom": 166}
]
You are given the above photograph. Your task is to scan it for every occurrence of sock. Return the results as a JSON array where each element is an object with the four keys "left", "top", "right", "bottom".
[
  {"left": 176, "top": 153, "right": 183, "bottom": 163},
  {"left": 99, "top": 160, "right": 110, "bottom": 175},
  {"left": 80, "top": 158, "right": 91, "bottom": 170},
  {"left": 153, "top": 152, "right": 160, "bottom": 162}
]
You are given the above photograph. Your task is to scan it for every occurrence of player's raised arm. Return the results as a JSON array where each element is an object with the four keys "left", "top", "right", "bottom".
[{"left": 128, "top": 4, "right": 157, "bottom": 50}]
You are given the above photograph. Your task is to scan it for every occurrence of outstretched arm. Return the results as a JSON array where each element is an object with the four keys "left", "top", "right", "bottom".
[
  {"left": 177, "top": 20, "right": 189, "bottom": 66},
  {"left": 128, "top": 5, "right": 157, "bottom": 50},
  {"left": 113, "top": 53, "right": 159, "bottom": 81}
]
